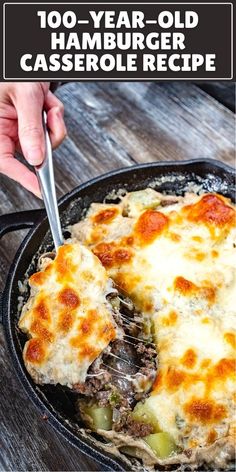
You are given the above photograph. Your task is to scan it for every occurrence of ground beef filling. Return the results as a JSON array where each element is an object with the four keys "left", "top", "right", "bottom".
[{"left": 75, "top": 294, "right": 157, "bottom": 436}]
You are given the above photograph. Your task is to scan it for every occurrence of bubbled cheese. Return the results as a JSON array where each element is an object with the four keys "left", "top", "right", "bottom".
[
  {"left": 72, "top": 191, "right": 236, "bottom": 450},
  {"left": 19, "top": 243, "right": 117, "bottom": 387}
]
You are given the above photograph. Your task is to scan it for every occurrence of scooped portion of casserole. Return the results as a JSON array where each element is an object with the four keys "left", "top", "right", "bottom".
[{"left": 19, "top": 243, "right": 119, "bottom": 386}]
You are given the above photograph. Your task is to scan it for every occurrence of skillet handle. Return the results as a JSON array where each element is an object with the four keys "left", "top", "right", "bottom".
[
  {"left": 0, "top": 208, "right": 45, "bottom": 322},
  {"left": 0, "top": 209, "right": 45, "bottom": 239}
]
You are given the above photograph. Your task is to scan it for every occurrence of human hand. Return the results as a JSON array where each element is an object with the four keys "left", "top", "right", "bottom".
[{"left": 0, "top": 82, "right": 67, "bottom": 197}]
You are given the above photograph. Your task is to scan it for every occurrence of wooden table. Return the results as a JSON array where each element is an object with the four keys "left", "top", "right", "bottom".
[{"left": 0, "top": 81, "right": 234, "bottom": 472}]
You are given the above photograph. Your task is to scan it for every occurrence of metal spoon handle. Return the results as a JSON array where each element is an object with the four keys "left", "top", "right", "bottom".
[{"left": 35, "top": 111, "right": 63, "bottom": 250}]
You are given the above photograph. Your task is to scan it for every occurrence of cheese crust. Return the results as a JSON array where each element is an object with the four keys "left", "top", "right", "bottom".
[
  {"left": 71, "top": 190, "right": 236, "bottom": 463},
  {"left": 19, "top": 243, "right": 117, "bottom": 387}
]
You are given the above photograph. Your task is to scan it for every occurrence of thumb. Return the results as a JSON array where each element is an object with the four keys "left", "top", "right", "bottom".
[{"left": 15, "top": 88, "right": 45, "bottom": 166}]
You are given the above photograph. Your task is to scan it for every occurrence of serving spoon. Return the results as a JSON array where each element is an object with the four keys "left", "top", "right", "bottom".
[{"left": 35, "top": 111, "right": 64, "bottom": 250}]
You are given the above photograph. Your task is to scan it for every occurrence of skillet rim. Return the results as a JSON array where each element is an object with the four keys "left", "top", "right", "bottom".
[{"left": 2, "top": 158, "right": 235, "bottom": 472}]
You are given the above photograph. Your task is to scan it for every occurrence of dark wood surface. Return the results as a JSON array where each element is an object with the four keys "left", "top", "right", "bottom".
[{"left": 0, "top": 82, "right": 235, "bottom": 472}]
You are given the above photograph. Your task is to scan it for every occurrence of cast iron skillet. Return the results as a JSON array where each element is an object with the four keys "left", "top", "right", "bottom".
[{"left": 0, "top": 159, "right": 235, "bottom": 472}]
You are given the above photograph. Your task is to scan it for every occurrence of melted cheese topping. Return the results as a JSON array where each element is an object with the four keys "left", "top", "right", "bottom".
[
  {"left": 19, "top": 243, "right": 117, "bottom": 387},
  {"left": 71, "top": 192, "right": 236, "bottom": 450}
]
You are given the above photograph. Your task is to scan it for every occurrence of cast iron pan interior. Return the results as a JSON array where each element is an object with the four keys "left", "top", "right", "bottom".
[{"left": 2, "top": 160, "right": 235, "bottom": 471}]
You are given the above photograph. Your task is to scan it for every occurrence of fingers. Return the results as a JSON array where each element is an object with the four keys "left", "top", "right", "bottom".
[
  {"left": 0, "top": 134, "right": 41, "bottom": 197},
  {"left": 0, "top": 83, "right": 66, "bottom": 198},
  {"left": 1, "top": 157, "right": 41, "bottom": 197},
  {"left": 44, "top": 91, "right": 67, "bottom": 148},
  {"left": 14, "top": 86, "right": 45, "bottom": 166}
]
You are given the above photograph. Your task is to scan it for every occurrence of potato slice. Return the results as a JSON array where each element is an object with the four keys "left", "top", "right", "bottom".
[
  {"left": 144, "top": 432, "right": 177, "bottom": 458},
  {"left": 131, "top": 401, "right": 160, "bottom": 432},
  {"left": 123, "top": 189, "right": 161, "bottom": 217},
  {"left": 82, "top": 404, "right": 112, "bottom": 431}
]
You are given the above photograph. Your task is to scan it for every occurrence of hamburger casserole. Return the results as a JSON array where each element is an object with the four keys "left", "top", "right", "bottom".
[{"left": 19, "top": 189, "right": 236, "bottom": 469}]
